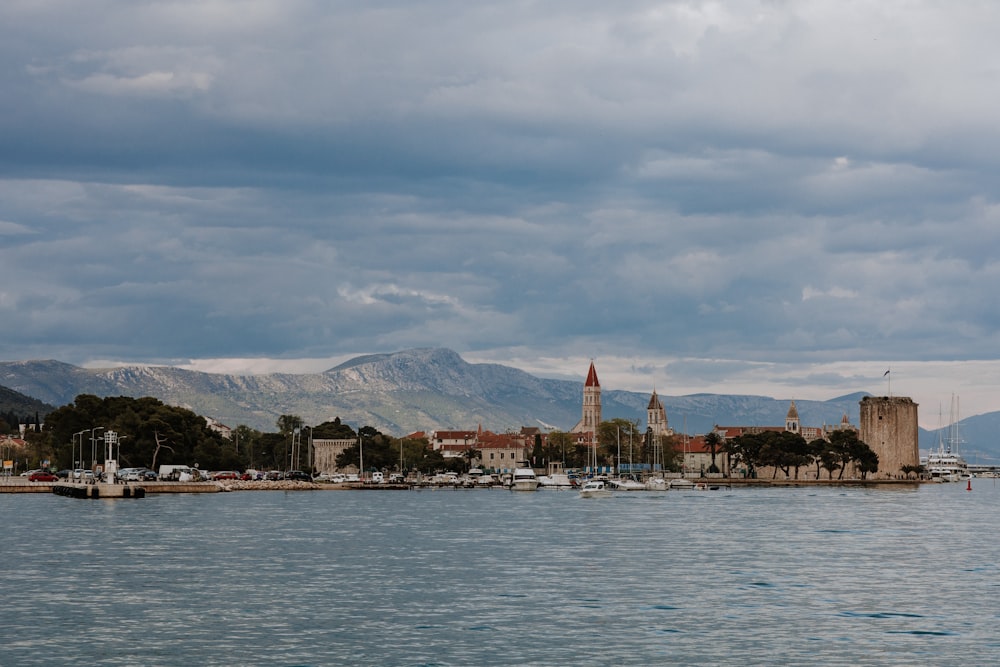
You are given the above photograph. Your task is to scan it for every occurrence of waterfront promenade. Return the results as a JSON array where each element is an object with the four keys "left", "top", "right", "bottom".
[{"left": 0, "top": 475, "right": 925, "bottom": 494}]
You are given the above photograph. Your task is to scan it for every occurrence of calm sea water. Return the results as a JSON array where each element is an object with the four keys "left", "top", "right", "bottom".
[{"left": 2, "top": 482, "right": 999, "bottom": 666}]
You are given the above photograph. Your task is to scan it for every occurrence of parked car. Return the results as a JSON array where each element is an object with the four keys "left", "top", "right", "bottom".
[
  {"left": 212, "top": 471, "right": 239, "bottom": 480},
  {"left": 116, "top": 467, "right": 142, "bottom": 481},
  {"left": 29, "top": 470, "right": 58, "bottom": 482},
  {"left": 286, "top": 470, "right": 312, "bottom": 482}
]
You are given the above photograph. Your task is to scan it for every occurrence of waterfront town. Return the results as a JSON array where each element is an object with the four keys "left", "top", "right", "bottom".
[
  {"left": 2, "top": 360, "right": 971, "bottom": 493},
  {"left": 309, "top": 362, "right": 927, "bottom": 483}
]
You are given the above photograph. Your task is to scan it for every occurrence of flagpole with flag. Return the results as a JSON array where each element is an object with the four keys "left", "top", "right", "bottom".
[{"left": 883, "top": 368, "right": 891, "bottom": 397}]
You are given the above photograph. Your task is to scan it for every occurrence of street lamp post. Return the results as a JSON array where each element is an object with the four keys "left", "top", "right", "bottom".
[
  {"left": 89, "top": 427, "right": 105, "bottom": 475},
  {"left": 616, "top": 427, "right": 621, "bottom": 476},
  {"left": 73, "top": 430, "right": 88, "bottom": 477}
]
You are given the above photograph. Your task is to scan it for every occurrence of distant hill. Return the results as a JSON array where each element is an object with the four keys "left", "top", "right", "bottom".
[
  {"left": 921, "top": 412, "right": 1000, "bottom": 466},
  {"left": 2, "top": 349, "right": 996, "bottom": 461},
  {"left": 0, "top": 382, "right": 56, "bottom": 423}
]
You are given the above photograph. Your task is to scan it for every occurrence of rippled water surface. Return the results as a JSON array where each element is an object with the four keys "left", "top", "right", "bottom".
[{"left": 3, "top": 482, "right": 1000, "bottom": 666}]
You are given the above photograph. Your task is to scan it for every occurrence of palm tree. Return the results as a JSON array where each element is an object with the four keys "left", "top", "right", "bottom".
[
  {"left": 703, "top": 430, "right": 723, "bottom": 473},
  {"left": 462, "top": 447, "right": 480, "bottom": 472}
]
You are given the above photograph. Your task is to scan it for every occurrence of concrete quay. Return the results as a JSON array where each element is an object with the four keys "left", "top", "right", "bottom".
[{"left": 0, "top": 478, "right": 222, "bottom": 495}]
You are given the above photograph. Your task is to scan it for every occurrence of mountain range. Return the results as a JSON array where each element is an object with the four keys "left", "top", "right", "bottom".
[{"left": 1, "top": 347, "right": 997, "bottom": 462}]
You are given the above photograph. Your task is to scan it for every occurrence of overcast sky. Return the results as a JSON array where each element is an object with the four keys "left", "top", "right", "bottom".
[{"left": 2, "top": 1, "right": 998, "bottom": 426}]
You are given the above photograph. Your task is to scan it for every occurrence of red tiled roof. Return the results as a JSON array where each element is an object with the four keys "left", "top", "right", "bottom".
[{"left": 433, "top": 430, "right": 477, "bottom": 440}]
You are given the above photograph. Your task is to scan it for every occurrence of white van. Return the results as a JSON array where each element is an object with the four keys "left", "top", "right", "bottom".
[{"left": 370, "top": 471, "right": 384, "bottom": 484}]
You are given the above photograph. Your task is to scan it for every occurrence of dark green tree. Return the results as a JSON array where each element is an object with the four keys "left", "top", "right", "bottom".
[
  {"left": 544, "top": 431, "right": 575, "bottom": 466},
  {"left": 703, "top": 431, "right": 723, "bottom": 474},
  {"left": 724, "top": 432, "right": 766, "bottom": 478},
  {"left": 43, "top": 394, "right": 230, "bottom": 471},
  {"left": 463, "top": 447, "right": 481, "bottom": 472},
  {"left": 276, "top": 414, "right": 304, "bottom": 436},
  {"left": 598, "top": 418, "right": 640, "bottom": 470},
  {"left": 531, "top": 433, "right": 544, "bottom": 466}
]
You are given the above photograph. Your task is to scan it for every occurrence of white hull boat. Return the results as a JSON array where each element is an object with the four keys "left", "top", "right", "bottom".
[
  {"left": 510, "top": 467, "right": 540, "bottom": 491},
  {"left": 608, "top": 477, "right": 645, "bottom": 491},
  {"left": 538, "top": 473, "right": 575, "bottom": 489},
  {"left": 645, "top": 477, "right": 667, "bottom": 491},
  {"left": 579, "top": 480, "right": 612, "bottom": 498}
]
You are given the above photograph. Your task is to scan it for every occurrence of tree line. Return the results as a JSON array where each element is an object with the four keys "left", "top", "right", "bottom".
[
  {"left": 512, "top": 420, "right": 881, "bottom": 479},
  {"left": 722, "top": 429, "right": 879, "bottom": 479},
  {"left": 26, "top": 394, "right": 459, "bottom": 475}
]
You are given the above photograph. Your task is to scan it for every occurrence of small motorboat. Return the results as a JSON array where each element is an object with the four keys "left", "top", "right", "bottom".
[
  {"left": 579, "top": 479, "right": 612, "bottom": 498},
  {"left": 608, "top": 477, "right": 645, "bottom": 491}
]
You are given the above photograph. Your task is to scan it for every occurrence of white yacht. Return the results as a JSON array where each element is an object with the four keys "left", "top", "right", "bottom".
[
  {"left": 644, "top": 477, "right": 667, "bottom": 491},
  {"left": 925, "top": 395, "right": 970, "bottom": 483},
  {"left": 608, "top": 476, "right": 645, "bottom": 491},
  {"left": 925, "top": 451, "right": 969, "bottom": 482},
  {"left": 510, "top": 468, "right": 540, "bottom": 491},
  {"left": 537, "top": 463, "right": 575, "bottom": 489},
  {"left": 579, "top": 479, "right": 612, "bottom": 498},
  {"left": 538, "top": 472, "right": 574, "bottom": 488},
  {"left": 668, "top": 478, "right": 696, "bottom": 490}
]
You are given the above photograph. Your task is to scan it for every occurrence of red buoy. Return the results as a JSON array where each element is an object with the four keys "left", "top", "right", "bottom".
[{"left": 967, "top": 478, "right": 972, "bottom": 491}]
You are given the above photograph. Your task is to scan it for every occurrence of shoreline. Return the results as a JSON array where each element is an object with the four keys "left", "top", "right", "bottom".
[{"left": 0, "top": 476, "right": 929, "bottom": 494}]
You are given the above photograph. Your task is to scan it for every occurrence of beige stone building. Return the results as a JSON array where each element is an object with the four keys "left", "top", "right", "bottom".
[
  {"left": 313, "top": 438, "right": 356, "bottom": 474},
  {"left": 859, "top": 396, "right": 919, "bottom": 479}
]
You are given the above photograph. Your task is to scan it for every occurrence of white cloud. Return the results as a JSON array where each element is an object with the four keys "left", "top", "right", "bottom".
[
  {"left": 801, "top": 286, "right": 858, "bottom": 301},
  {"left": 68, "top": 70, "right": 213, "bottom": 97}
]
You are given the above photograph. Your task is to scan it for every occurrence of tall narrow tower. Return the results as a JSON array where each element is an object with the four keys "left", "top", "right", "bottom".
[
  {"left": 859, "top": 396, "right": 919, "bottom": 479},
  {"left": 785, "top": 401, "right": 800, "bottom": 434},
  {"left": 647, "top": 390, "right": 669, "bottom": 437},
  {"left": 646, "top": 389, "right": 670, "bottom": 470},
  {"left": 581, "top": 361, "right": 601, "bottom": 432},
  {"left": 571, "top": 361, "right": 602, "bottom": 452}
]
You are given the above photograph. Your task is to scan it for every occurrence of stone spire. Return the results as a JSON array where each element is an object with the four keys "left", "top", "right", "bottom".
[
  {"left": 571, "top": 361, "right": 602, "bottom": 448},
  {"left": 581, "top": 361, "right": 601, "bottom": 430},
  {"left": 646, "top": 389, "right": 670, "bottom": 437},
  {"left": 785, "top": 400, "right": 800, "bottom": 433}
]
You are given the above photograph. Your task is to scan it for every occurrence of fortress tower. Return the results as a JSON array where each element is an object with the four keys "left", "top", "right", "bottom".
[{"left": 859, "top": 396, "right": 919, "bottom": 479}]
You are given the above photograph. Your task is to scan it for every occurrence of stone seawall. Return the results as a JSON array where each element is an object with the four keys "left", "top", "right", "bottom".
[{"left": 217, "top": 480, "right": 321, "bottom": 491}]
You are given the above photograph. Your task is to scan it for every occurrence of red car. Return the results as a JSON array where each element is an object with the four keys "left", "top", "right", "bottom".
[
  {"left": 29, "top": 471, "right": 58, "bottom": 482},
  {"left": 212, "top": 471, "right": 239, "bottom": 480}
]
